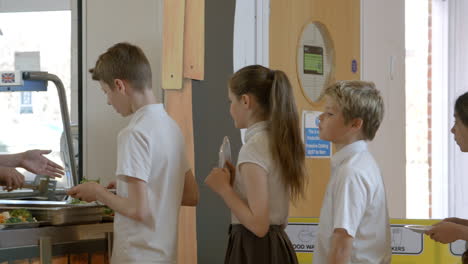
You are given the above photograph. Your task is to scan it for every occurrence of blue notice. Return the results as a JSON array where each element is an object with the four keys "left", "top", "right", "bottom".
[{"left": 305, "top": 127, "right": 331, "bottom": 157}]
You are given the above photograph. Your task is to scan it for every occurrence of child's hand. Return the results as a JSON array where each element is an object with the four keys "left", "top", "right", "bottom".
[
  {"left": 225, "top": 161, "right": 236, "bottom": 186},
  {"left": 425, "top": 221, "right": 463, "bottom": 244},
  {"left": 67, "top": 182, "right": 104, "bottom": 202},
  {"left": 205, "top": 168, "right": 231, "bottom": 195}
]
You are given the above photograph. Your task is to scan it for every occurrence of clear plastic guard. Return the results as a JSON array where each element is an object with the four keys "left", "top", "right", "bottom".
[{"left": 218, "top": 136, "right": 232, "bottom": 168}]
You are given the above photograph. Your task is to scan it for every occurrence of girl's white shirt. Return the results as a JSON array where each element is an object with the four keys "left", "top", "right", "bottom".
[{"left": 231, "top": 121, "right": 290, "bottom": 226}]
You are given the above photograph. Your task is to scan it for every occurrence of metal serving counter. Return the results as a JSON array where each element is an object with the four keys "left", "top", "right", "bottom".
[
  {"left": 0, "top": 71, "right": 114, "bottom": 263},
  {"left": 0, "top": 200, "right": 105, "bottom": 226},
  {"left": 0, "top": 200, "right": 113, "bottom": 263},
  {"left": 0, "top": 222, "right": 113, "bottom": 263}
]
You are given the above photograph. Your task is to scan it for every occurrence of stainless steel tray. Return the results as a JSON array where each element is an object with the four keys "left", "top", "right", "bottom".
[
  {"left": 0, "top": 221, "right": 45, "bottom": 230},
  {"left": 0, "top": 200, "right": 69, "bottom": 206},
  {"left": 101, "top": 215, "right": 114, "bottom": 222},
  {"left": 0, "top": 201, "right": 105, "bottom": 226}
]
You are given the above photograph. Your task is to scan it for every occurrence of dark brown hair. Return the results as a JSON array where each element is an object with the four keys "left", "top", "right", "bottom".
[
  {"left": 229, "top": 65, "right": 306, "bottom": 202},
  {"left": 89, "top": 42, "right": 152, "bottom": 90},
  {"left": 455, "top": 92, "right": 468, "bottom": 126}
]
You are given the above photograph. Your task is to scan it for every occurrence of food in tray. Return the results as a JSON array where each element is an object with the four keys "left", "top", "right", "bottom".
[
  {"left": 0, "top": 209, "right": 37, "bottom": 224},
  {"left": 103, "top": 206, "right": 114, "bottom": 217},
  {"left": 70, "top": 198, "right": 88, "bottom": 204},
  {"left": 81, "top": 178, "right": 100, "bottom": 184}
]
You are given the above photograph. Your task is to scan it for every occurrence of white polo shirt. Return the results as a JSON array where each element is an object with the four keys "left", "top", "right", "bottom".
[
  {"left": 111, "top": 104, "right": 189, "bottom": 264},
  {"left": 314, "top": 140, "right": 391, "bottom": 264},
  {"left": 231, "top": 121, "right": 290, "bottom": 226}
]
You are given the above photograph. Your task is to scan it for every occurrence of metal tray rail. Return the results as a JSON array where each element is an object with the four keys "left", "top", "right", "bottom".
[
  {"left": 0, "top": 202, "right": 105, "bottom": 226},
  {"left": 0, "top": 221, "right": 46, "bottom": 230}
]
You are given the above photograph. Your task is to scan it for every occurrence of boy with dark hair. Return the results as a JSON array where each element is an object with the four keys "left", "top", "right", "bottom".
[{"left": 68, "top": 42, "right": 198, "bottom": 264}]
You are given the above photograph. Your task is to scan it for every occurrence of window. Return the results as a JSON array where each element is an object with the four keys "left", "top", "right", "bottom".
[
  {"left": 405, "top": 0, "right": 431, "bottom": 218},
  {"left": 0, "top": 0, "right": 80, "bottom": 189},
  {"left": 406, "top": 0, "right": 468, "bottom": 219}
]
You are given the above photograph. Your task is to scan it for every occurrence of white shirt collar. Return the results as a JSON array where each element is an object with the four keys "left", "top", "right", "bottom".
[
  {"left": 132, "top": 103, "right": 163, "bottom": 118},
  {"left": 244, "top": 121, "right": 269, "bottom": 143},
  {"left": 331, "top": 140, "right": 368, "bottom": 169}
]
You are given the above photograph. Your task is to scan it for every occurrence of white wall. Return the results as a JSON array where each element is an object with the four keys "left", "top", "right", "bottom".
[
  {"left": 361, "top": 0, "right": 406, "bottom": 218},
  {"left": 0, "top": 0, "right": 69, "bottom": 12},
  {"left": 448, "top": 0, "right": 468, "bottom": 218},
  {"left": 81, "top": 0, "right": 408, "bottom": 218},
  {"left": 83, "top": 0, "right": 163, "bottom": 184},
  {"left": 233, "top": 0, "right": 270, "bottom": 143}
]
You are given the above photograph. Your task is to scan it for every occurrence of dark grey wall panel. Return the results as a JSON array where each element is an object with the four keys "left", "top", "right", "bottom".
[{"left": 193, "top": 0, "right": 241, "bottom": 263}]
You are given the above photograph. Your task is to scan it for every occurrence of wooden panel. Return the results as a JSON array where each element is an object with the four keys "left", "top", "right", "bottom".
[
  {"left": 183, "top": 0, "right": 205, "bottom": 80},
  {"left": 162, "top": 0, "right": 186, "bottom": 89},
  {"left": 270, "top": 0, "right": 360, "bottom": 217},
  {"left": 166, "top": 79, "right": 197, "bottom": 264},
  {"left": 90, "top": 252, "right": 108, "bottom": 264},
  {"left": 5, "top": 252, "right": 107, "bottom": 264},
  {"left": 11, "top": 260, "right": 29, "bottom": 264},
  {"left": 52, "top": 256, "right": 69, "bottom": 264},
  {"left": 69, "top": 254, "right": 87, "bottom": 264}
]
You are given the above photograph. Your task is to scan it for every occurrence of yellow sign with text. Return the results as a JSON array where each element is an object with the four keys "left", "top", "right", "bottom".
[{"left": 287, "top": 218, "right": 464, "bottom": 264}]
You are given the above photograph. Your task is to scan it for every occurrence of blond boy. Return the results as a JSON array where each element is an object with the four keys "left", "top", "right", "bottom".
[
  {"left": 314, "top": 81, "right": 391, "bottom": 264},
  {"left": 68, "top": 42, "right": 198, "bottom": 264}
]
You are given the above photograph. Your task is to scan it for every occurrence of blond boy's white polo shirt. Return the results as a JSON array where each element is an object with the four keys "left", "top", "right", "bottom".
[
  {"left": 314, "top": 140, "right": 392, "bottom": 264},
  {"left": 112, "top": 104, "right": 189, "bottom": 264}
]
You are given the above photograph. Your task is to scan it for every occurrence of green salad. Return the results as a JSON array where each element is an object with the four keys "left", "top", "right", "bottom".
[{"left": 0, "top": 209, "right": 37, "bottom": 224}]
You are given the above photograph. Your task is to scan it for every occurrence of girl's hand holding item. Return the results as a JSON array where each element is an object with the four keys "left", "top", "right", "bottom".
[
  {"left": 425, "top": 221, "right": 464, "bottom": 244},
  {"left": 442, "top": 217, "right": 468, "bottom": 227},
  {"left": 205, "top": 168, "right": 232, "bottom": 195},
  {"left": 225, "top": 161, "right": 236, "bottom": 186}
]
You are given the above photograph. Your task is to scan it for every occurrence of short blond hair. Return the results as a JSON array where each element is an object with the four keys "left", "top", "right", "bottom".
[{"left": 324, "top": 80, "right": 384, "bottom": 140}]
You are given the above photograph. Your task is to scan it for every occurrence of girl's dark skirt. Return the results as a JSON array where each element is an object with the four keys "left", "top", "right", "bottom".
[{"left": 224, "top": 224, "right": 299, "bottom": 264}]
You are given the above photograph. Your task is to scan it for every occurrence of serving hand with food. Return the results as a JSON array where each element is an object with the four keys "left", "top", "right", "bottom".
[
  {"left": 0, "top": 149, "right": 64, "bottom": 178},
  {"left": 0, "top": 149, "right": 64, "bottom": 191},
  {"left": 19, "top": 150, "right": 64, "bottom": 178}
]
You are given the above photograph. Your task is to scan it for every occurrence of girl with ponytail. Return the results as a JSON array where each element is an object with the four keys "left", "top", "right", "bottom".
[{"left": 205, "top": 65, "right": 306, "bottom": 264}]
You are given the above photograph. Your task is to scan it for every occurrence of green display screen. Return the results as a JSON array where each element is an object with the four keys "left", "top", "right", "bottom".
[{"left": 303, "top": 45, "right": 324, "bottom": 75}]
